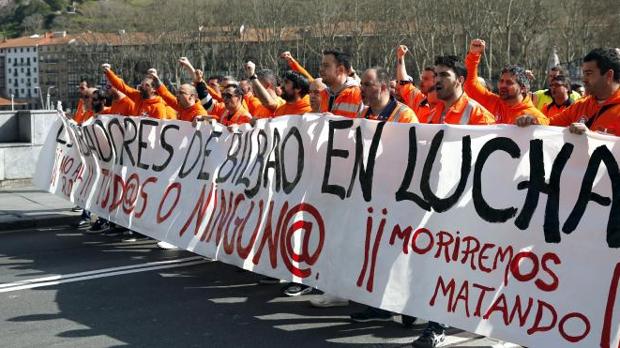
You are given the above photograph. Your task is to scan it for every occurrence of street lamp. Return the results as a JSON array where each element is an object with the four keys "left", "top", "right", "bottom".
[
  {"left": 46, "top": 86, "right": 55, "bottom": 110},
  {"left": 10, "top": 94, "right": 14, "bottom": 111},
  {"left": 34, "top": 86, "right": 44, "bottom": 109}
]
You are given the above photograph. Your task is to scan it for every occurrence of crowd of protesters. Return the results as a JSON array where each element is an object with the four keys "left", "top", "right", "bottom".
[{"left": 67, "top": 40, "right": 620, "bottom": 348}]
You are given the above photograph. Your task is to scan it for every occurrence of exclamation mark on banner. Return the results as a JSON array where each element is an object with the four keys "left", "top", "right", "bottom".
[
  {"left": 601, "top": 262, "right": 620, "bottom": 348},
  {"left": 356, "top": 207, "right": 387, "bottom": 292}
]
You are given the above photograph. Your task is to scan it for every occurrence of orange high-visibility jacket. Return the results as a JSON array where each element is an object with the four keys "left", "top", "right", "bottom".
[
  {"left": 209, "top": 101, "right": 252, "bottom": 126},
  {"left": 464, "top": 52, "right": 548, "bottom": 125},
  {"left": 427, "top": 93, "right": 496, "bottom": 125},
  {"left": 75, "top": 109, "right": 94, "bottom": 124},
  {"left": 73, "top": 98, "right": 87, "bottom": 124},
  {"left": 357, "top": 99, "right": 419, "bottom": 123},
  {"left": 105, "top": 69, "right": 168, "bottom": 119},
  {"left": 398, "top": 83, "right": 434, "bottom": 123},
  {"left": 156, "top": 84, "right": 208, "bottom": 122},
  {"left": 246, "top": 94, "right": 285, "bottom": 119},
  {"left": 542, "top": 99, "right": 572, "bottom": 119},
  {"left": 101, "top": 95, "right": 135, "bottom": 116},
  {"left": 286, "top": 57, "right": 315, "bottom": 82},
  {"left": 274, "top": 96, "right": 312, "bottom": 117},
  {"left": 320, "top": 77, "right": 363, "bottom": 118},
  {"left": 549, "top": 88, "right": 620, "bottom": 135}
]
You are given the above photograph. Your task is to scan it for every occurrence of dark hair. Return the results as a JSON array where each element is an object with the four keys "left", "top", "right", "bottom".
[
  {"left": 549, "top": 65, "right": 567, "bottom": 75},
  {"left": 91, "top": 89, "right": 106, "bottom": 101},
  {"left": 207, "top": 75, "right": 221, "bottom": 82},
  {"left": 256, "top": 68, "right": 277, "bottom": 87},
  {"left": 501, "top": 64, "right": 530, "bottom": 92},
  {"left": 571, "top": 81, "right": 584, "bottom": 90},
  {"left": 434, "top": 55, "right": 467, "bottom": 79},
  {"left": 583, "top": 48, "right": 620, "bottom": 83},
  {"left": 283, "top": 71, "right": 310, "bottom": 96},
  {"left": 551, "top": 75, "right": 572, "bottom": 92},
  {"left": 322, "top": 49, "right": 352, "bottom": 70},
  {"left": 224, "top": 84, "right": 244, "bottom": 97}
]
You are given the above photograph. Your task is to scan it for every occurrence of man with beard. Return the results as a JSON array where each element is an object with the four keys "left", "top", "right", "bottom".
[
  {"left": 244, "top": 62, "right": 285, "bottom": 118},
  {"left": 274, "top": 71, "right": 311, "bottom": 116},
  {"left": 464, "top": 39, "right": 547, "bottom": 125},
  {"left": 395, "top": 45, "right": 438, "bottom": 122},
  {"left": 102, "top": 64, "right": 170, "bottom": 119},
  {"left": 517, "top": 48, "right": 620, "bottom": 136},
  {"left": 541, "top": 75, "right": 573, "bottom": 117}
]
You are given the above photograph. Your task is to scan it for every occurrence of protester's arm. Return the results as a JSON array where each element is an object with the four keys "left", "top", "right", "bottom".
[
  {"left": 281, "top": 51, "right": 314, "bottom": 82},
  {"left": 395, "top": 45, "right": 410, "bottom": 82},
  {"left": 102, "top": 64, "right": 140, "bottom": 100},
  {"left": 463, "top": 39, "right": 498, "bottom": 109},
  {"left": 149, "top": 71, "right": 179, "bottom": 110},
  {"left": 245, "top": 61, "right": 279, "bottom": 111}
]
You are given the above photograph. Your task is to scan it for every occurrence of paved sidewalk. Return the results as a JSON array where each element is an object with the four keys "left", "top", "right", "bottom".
[{"left": 0, "top": 185, "right": 79, "bottom": 230}]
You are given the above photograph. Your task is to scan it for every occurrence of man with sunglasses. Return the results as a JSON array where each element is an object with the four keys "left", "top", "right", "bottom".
[{"left": 541, "top": 75, "right": 573, "bottom": 117}]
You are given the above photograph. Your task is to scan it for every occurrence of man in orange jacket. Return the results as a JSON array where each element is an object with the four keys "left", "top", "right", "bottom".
[
  {"left": 429, "top": 56, "right": 496, "bottom": 125},
  {"left": 464, "top": 39, "right": 548, "bottom": 125},
  {"left": 395, "top": 45, "right": 438, "bottom": 122},
  {"left": 274, "top": 71, "right": 312, "bottom": 116},
  {"left": 100, "top": 84, "right": 134, "bottom": 116},
  {"left": 357, "top": 67, "right": 418, "bottom": 123},
  {"left": 148, "top": 62, "right": 209, "bottom": 123},
  {"left": 517, "top": 48, "right": 620, "bottom": 135},
  {"left": 281, "top": 50, "right": 362, "bottom": 118},
  {"left": 102, "top": 64, "right": 170, "bottom": 120},
  {"left": 541, "top": 75, "right": 573, "bottom": 118},
  {"left": 243, "top": 62, "right": 285, "bottom": 118}
]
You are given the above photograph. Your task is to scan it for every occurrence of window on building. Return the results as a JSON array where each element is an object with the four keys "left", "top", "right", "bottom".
[
  {"left": 7, "top": 58, "right": 10, "bottom": 63},
  {"left": 33, "top": 89, "right": 37, "bottom": 95},
  {"left": 26, "top": 57, "right": 30, "bottom": 64},
  {"left": 20, "top": 48, "right": 23, "bottom": 53},
  {"left": 34, "top": 68, "right": 37, "bottom": 73},
  {"left": 34, "top": 78, "right": 37, "bottom": 83},
  {"left": 21, "top": 88, "right": 24, "bottom": 94},
  {"left": 33, "top": 57, "right": 37, "bottom": 62},
  {"left": 8, "top": 78, "right": 11, "bottom": 83},
  {"left": 20, "top": 57, "right": 24, "bottom": 63}
]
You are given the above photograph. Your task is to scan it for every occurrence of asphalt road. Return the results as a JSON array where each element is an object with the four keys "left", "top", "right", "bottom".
[{"left": 0, "top": 226, "right": 513, "bottom": 348}]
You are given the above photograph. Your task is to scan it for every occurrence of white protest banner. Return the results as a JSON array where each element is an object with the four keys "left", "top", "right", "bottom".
[{"left": 34, "top": 113, "right": 620, "bottom": 347}]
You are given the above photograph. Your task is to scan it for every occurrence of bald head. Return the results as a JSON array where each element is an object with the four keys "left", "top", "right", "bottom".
[
  {"left": 177, "top": 83, "right": 198, "bottom": 109},
  {"left": 309, "top": 78, "right": 327, "bottom": 112}
]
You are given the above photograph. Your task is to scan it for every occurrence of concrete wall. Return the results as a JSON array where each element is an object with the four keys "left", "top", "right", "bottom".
[{"left": 0, "top": 109, "right": 56, "bottom": 182}]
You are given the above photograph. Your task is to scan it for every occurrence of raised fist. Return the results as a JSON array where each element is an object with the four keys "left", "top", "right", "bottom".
[
  {"left": 101, "top": 63, "right": 111, "bottom": 71},
  {"left": 397, "top": 45, "right": 409, "bottom": 59},
  {"left": 469, "top": 39, "right": 486, "bottom": 54},
  {"left": 244, "top": 61, "right": 256, "bottom": 78},
  {"left": 178, "top": 57, "right": 192, "bottom": 67}
]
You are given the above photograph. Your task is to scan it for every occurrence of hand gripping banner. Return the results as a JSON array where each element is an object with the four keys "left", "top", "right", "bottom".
[{"left": 34, "top": 113, "right": 620, "bottom": 347}]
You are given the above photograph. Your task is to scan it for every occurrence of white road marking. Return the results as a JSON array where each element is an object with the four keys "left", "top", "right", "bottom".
[{"left": 0, "top": 256, "right": 208, "bottom": 293}]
